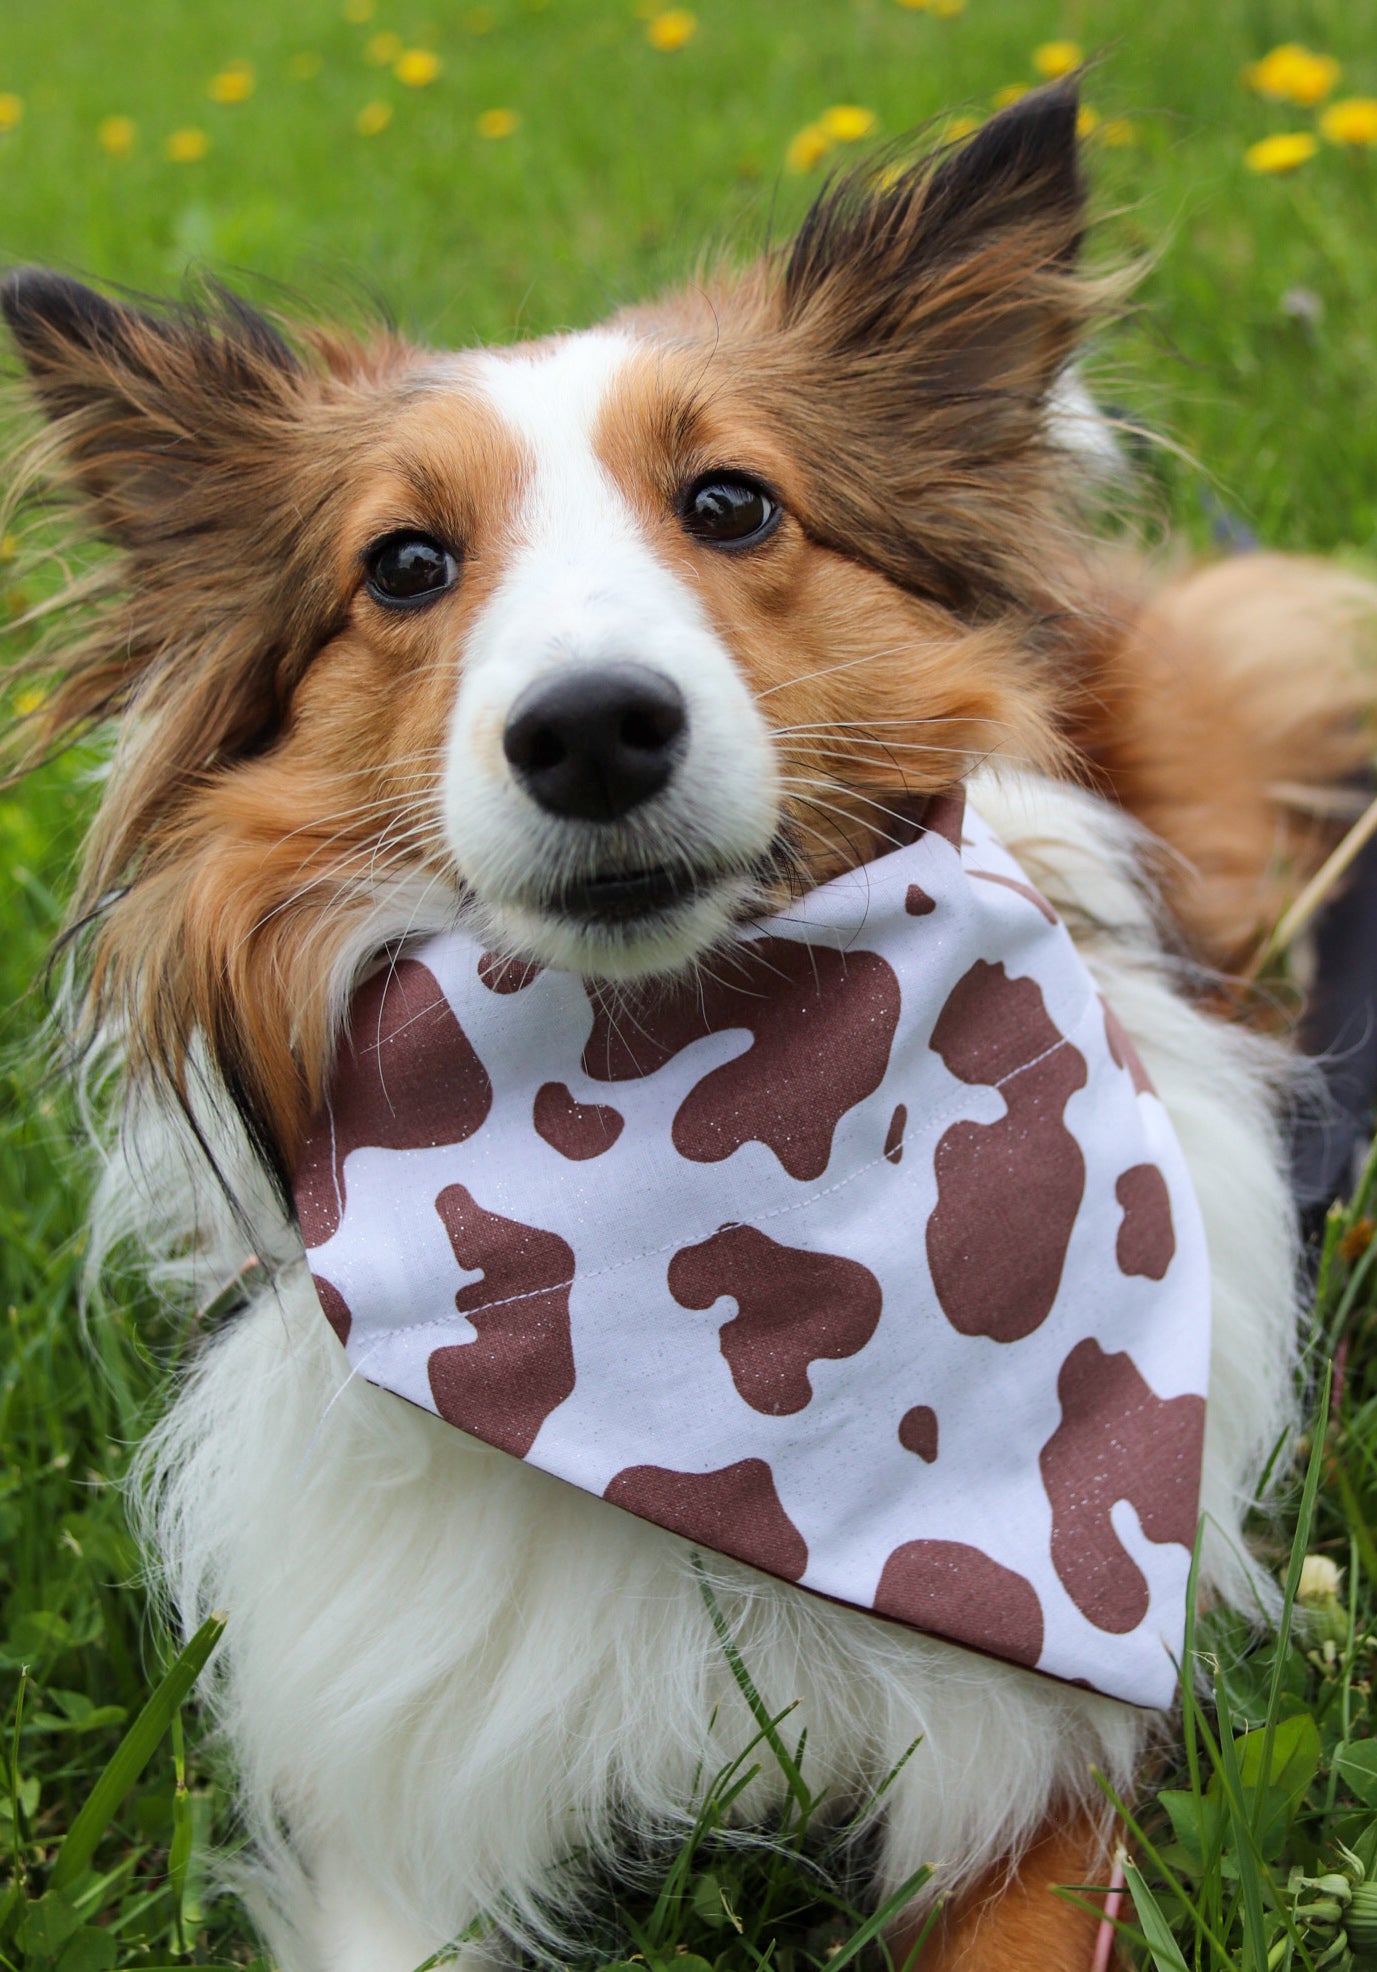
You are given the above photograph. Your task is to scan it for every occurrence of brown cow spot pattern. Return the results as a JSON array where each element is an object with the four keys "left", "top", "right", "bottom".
[
  {"left": 1102, "top": 1000, "right": 1155, "bottom": 1096},
  {"left": 296, "top": 961, "right": 492, "bottom": 1247},
  {"left": 604, "top": 1458, "right": 808, "bottom": 1581},
  {"left": 533, "top": 1082, "right": 625, "bottom": 1161},
  {"left": 926, "top": 961, "right": 1088, "bottom": 1341},
  {"left": 875, "top": 1539, "right": 1044, "bottom": 1668},
  {"left": 312, "top": 1274, "right": 353, "bottom": 1346},
  {"left": 477, "top": 952, "right": 542, "bottom": 994},
  {"left": 429, "top": 1184, "right": 576, "bottom": 1458},
  {"left": 1040, "top": 1338, "right": 1205, "bottom": 1634},
  {"left": 922, "top": 790, "right": 966, "bottom": 850},
  {"left": 968, "top": 869, "right": 1058, "bottom": 924},
  {"left": 581, "top": 940, "right": 901, "bottom": 1182},
  {"left": 1115, "top": 1165, "right": 1176, "bottom": 1280},
  {"left": 669, "top": 1223, "right": 883, "bottom": 1416},
  {"left": 898, "top": 1405, "right": 939, "bottom": 1462}
]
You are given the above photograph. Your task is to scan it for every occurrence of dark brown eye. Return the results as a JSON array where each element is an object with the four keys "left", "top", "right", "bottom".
[
  {"left": 680, "top": 474, "right": 781, "bottom": 549},
  {"left": 364, "top": 531, "right": 459, "bottom": 607}
]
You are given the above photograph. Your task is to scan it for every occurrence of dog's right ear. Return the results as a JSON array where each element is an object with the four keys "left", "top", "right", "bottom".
[
  {"left": 1, "top": 268, "right": 395, "bottom": 792},
  {"left": 2, "top": 267, "right": 308, "bottom": 552}
]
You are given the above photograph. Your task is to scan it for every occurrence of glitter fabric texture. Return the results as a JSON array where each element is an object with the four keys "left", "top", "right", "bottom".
[{"left": 295, "top": 796, "right": 1209, "bottom": 1709}]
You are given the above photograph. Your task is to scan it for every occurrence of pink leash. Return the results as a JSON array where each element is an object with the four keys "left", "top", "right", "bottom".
[{"left": 1090, "top": 1853, "right": 1127, "bottom": 1972}]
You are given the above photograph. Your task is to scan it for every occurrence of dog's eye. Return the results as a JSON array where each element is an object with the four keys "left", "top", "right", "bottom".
[
  {"left": 680, "top": 474, "right": 781, "bottom": 549},
  {"left": 364, "top": 532, "right": 459, "bottom": 607}
]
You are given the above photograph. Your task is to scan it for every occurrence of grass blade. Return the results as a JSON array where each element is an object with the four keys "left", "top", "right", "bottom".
[
  {"left": 168, "top": 1704, "right": 192, "bottom": 1955},
  {"left": 1212, "top": 1668, "right": 1270, "bottom": 1972},
  {"left": 822, "top": 1865, "right": 933, "bottom": 1972},
  {"left": 47, "top": 1614, "right": 225, "bottom": 1893},
  {"left": 694, "top": 1561, "right": 812, "bottom": 1826},
  {"left": 8, "top": 1668, "right": 27, "bottom": 1894},
  {"left": 1121, "top": 1857, "right": 1190, "bottom": 1972}
]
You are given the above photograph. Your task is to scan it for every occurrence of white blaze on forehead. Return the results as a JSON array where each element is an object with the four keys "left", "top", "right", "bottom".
[{"left": 465, "top": 329, "right": 645, "bottom": 552}]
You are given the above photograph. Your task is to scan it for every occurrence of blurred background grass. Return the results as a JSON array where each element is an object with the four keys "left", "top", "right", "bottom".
[
  {"left": 2, "top": 2, "right": 1377, "bottom": 1968},
  {"left": 1, "top": 0, "right": 1374, "bottom": 547}
]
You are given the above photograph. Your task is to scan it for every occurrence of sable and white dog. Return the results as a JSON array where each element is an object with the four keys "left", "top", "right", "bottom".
[{"left": 5, "top": 80, "right": 1377, "bottom": 1972}]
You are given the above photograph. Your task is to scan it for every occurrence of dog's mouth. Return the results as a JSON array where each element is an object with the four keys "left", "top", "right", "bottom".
[
  {"left": 552, "top": 861, "right": 708, "bottom": 924},
  {"left": 473, "top": 839, "right": 795, "bottom": 982}
]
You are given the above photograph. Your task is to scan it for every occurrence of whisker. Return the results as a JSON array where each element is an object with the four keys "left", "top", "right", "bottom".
[{"left": 751, "top": 643, "right": 927, "bottom": 702}]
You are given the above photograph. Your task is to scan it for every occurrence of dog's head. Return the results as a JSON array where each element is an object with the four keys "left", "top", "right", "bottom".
[{"left": 3, "top": 79, "right": 1106, "bottom": 1179}]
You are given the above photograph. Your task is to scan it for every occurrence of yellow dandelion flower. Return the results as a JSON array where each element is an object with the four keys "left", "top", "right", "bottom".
[
  {"left": 208, "top": 61, "right": 255, "bottom": 105},
  {"left": 97, "top": 114, "right": 136, "bottom": 155},
  {"left": 928, "top": 0, "right": 966, "bottom": 17},
  {"left": 944, "top": 113, "right": 981, "bottom": 140},
  {"left": 1076, "top": 104, "right": 1100, "bottom": 137},
  {"left": 289, "top": 52, "right": 323, "bottom": 80},
  {"left": 366, "top": 31, "right": 404, "bottom": 64},
  {"left": 395, "top": 48, "right": 442, "bottom": 86},
  {"left": 343, "top": 0, "right": 374, "bottom": 20},
  {"left": 356, "top": 99, "right": 393, "bottom": 135},
  {"left": 785, "top": 123, "right": 832, "bottom": 173},
  {"left": 1100, "top": 116, "right": 1137, "bottom": 147},
  {"left": 1319, "top": 96, "right": 1377, "bottom": 145},
  {"left": 477, "top": 106, "right": 518, "bottom": 138},
  {"left": 1032, "top": 41, "right": 1083, "bottom": 80},
  {"left": 165, "top": 126, "right": 209, "bottom": 162},
  {"left": 14, "top": 686, "right": 45, "bottom": 717},
  {"left": 465, "top": 6, "right": 495, "bottom": 29},
  {"left": 0, "top": 94, "right": 23, "bottom": 132},
  {"left": 1284, "top": 52, "right": 1340, "bottom": 105},
  {"left": 646, "top": 10, "right": 696, "bottom": 51},
  {"left": 993, "top": 83, "right": 1029, "bottom": 109},
  {"left": 1242, "top": 44, "right": 1339, "bottom": 106},
  {"left": 820, "top": 105, "right": 877, "bottom": 143},
  {"left": 1245, "top": 130, "right": 1318, "bottom": 173}
]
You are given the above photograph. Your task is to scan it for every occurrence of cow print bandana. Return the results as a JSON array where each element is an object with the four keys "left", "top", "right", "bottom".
[{"left": 295, "top": 792, "right": 1210, "bottom": 1710}]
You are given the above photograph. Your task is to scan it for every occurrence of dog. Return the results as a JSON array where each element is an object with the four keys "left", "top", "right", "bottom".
[{"left": 5, "top": 78, "right": 1377, "bottom": 1972}]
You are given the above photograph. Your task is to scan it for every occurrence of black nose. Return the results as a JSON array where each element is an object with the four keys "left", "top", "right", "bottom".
[{"left": 502, "top": 663, "right": 688, "bottom": 822}]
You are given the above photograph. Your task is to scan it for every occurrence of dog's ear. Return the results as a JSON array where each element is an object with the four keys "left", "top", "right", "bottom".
[
  {"left": 2, "top": 268, "right": 309, "bottom": 552},
  {"left": 1, "top": 270, "right": 387, "bottom": 776},
  {"left": 733, "top": 81, "right": 1108, "bottom": 615},
  {"left": 782, "top": 79, "right": 1086, "bottom": 409}
]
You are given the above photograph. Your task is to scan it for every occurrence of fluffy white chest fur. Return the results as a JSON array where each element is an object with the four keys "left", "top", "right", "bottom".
[{"left": 121, "top": 767, "right": 1297, "bottom": 1972}]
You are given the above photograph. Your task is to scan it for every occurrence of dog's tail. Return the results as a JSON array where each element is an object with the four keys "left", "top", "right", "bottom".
[{"left": 1076, "top": 550, "right": 1377, "bottom": 975}]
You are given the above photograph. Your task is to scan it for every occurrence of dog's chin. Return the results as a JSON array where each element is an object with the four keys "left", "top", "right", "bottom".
[{"left": 479, "top": 864, "right": 779, "bottom": 983}]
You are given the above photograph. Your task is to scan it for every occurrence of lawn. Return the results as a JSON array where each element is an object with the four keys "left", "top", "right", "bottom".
[{"left": 2, "top": 1, "right": 1377, "bottom": 1968}]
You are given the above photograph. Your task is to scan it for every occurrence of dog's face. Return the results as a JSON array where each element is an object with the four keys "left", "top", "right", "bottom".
[{"left": 2, "top": 80, "right": 1097, "bottom": 1170}]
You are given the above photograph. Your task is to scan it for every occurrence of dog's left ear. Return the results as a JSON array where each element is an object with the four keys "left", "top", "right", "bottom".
[
  {"left": 738, "top": 80, "right": 1103, "bottom": 613},
  {"left": 782, "top": 78, "right": 1086, "bottom": 409}
]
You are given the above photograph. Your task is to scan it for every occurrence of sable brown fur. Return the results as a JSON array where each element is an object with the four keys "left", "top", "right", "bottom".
[
  {"left": 1068, "top": 552, "right": 1377, "bottom": 973},
  {"left": 622, "top": 80, "right": 1115, "bottom": 625},
  {"left": 0, "top": 274, "right": 421, "bottom": 1177},
  {"left": 898, "top": 1803, "right": 1116, "bottom": 1971}
]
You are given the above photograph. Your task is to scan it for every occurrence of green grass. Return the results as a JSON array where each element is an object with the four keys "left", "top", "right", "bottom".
[{"left": 2, "top": 0, "right": 1377, "bottom": 1967}]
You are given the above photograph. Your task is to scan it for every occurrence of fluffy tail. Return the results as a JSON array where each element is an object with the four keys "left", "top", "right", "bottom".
[{"left": 1075, "top": 552, "right": 1377, "bottom": 976}]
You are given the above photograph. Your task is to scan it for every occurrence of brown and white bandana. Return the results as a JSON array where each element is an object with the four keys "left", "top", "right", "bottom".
[{"left": 295, "top": 794, "right": 1209, "bottom": 1710}]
